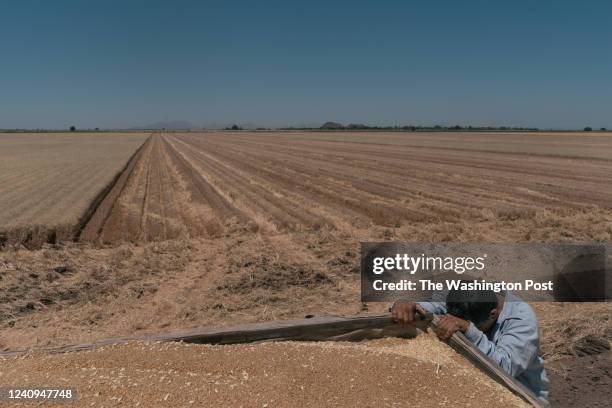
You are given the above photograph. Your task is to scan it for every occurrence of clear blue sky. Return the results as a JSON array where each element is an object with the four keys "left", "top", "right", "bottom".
[{"left": 1, "top": 0, "right": 611, "bottom": 129}]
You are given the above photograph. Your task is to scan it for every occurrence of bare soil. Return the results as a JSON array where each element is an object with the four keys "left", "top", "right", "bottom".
[{"left": 547, "top": 352, "right": 611, "bottom": 408}]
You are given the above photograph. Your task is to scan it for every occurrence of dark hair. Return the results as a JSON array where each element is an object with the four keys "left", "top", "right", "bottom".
[{"left": 445, "top": 286, "right": 498, "bottom": 324}]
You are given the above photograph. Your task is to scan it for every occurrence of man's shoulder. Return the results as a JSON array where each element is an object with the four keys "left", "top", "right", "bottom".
[{"left": 504, "top": 292, "right": 538, "bottom": 324}]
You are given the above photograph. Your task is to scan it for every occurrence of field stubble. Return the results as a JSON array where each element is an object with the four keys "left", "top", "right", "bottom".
[
  {"left": 0, "top": 133, "right": 148, "bottom": 247},
  {"left": 78, "top": 131, "right": 612, "bottom": 244},
  {"left": 0, "top": 131, "right": 611, "bottom": 407},
  {"left": 2, "top": 131, "right": 611, "bottom": 349}
]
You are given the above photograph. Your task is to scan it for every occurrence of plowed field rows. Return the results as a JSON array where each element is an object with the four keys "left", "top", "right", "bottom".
[{"left": 80, "top": 131, "right": 612, "bottom": 244}]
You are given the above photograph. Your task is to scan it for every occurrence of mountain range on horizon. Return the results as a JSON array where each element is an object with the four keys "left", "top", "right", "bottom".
[{"left": 129, "top": 120, "right": 196, "bottom": 130}]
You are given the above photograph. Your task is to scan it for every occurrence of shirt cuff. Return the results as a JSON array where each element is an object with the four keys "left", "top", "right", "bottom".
[
  {"left": 464, "top": 322, "right": 484, "bottom": 343},
  {"left": 417, "top": 301, "right": 437, "bottom": 314}
]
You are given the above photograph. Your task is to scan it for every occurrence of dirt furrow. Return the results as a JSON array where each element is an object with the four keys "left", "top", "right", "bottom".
[
  {"left": 160, "top": 136, "right": 249, "bottom": 225},
  {"left": 78, "top": 136, "right": 153, "bottom": 243},
  {"left": 166, "top": 136, "right": 323, "bottom": 230},
  {"left": 173, "top": 135, "right": 461, "bottom": 225},
  {"left": 201, "top": 136, "right": 605, "bottom": 210},
  {"left": 204, "top": 134, "right": 612, "bottom": 207}
]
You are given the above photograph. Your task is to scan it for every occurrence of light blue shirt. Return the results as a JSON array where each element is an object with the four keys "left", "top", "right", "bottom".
[{"left": 419, "top": 292, "right": 549, "bottom": 404}]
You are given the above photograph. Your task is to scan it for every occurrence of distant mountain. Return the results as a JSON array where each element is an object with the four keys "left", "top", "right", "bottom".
[
  {"left": 320, "top": 121, "right": 344, "bottom": 129},
  {"left": 293, "top": 122, "right": 323, "bottom": 129},
  {"left": 130, "top": 120, "right": 195, "bottom": 130}
]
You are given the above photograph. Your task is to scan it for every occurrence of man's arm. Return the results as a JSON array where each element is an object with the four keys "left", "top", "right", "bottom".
[
  {"left": 390, "top": 301, "right": 447, "bottom": 323},
  {"left": 463, "top": 317, "right": 539, "bottom": 378}
]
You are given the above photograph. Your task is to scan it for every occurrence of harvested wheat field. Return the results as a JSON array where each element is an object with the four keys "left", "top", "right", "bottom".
[
  {"left": 0, "top": 132, "right": 147, "bottom": 247},
  {"left": 79, "top": 131, "right": 612, "bottom": 244},
  {"left": 1, "top": 131, "right": 611, "bottom": 349},
  {"left": 0, "top": 336, "right": 529, "bottom": 408},
  {"left": 0, "top": 131, "right": 610, "bottom": 407}
]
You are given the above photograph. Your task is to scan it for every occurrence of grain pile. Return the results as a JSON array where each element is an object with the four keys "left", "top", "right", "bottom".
[{"left": 0, "top": 335, "right": 529, "bottom": 407}]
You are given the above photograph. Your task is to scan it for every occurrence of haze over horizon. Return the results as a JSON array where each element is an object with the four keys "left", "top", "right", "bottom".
[{"left": 1, "top": 0, "right": 611, "bottom": 130}]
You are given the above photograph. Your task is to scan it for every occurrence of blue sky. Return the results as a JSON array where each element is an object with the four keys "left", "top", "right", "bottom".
[{"left": 1, "top": 0, "right": 611, "bottom": 129}]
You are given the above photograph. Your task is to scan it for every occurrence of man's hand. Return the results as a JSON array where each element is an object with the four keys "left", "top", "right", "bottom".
[
  {"left": 391, "top": 300, "right": 426, "bottom": 324},
  {"left": 433, "top": 314, "right": 470, "bottom": 341}
]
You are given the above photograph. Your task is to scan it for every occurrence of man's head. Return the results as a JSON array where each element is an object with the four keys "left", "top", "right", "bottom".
[{"left": 445, "top": 286, "right": 502, "bottom": 332}]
